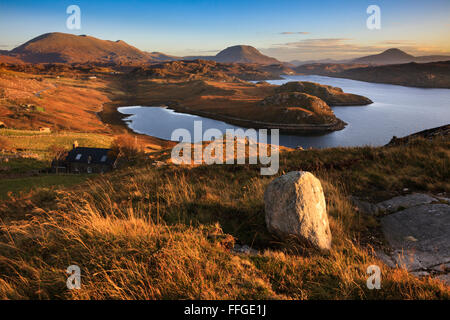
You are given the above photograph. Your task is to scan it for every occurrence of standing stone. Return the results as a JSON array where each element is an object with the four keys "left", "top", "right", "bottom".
[{"left": 264, "top": 171, "right": 332, "bottom": 250}]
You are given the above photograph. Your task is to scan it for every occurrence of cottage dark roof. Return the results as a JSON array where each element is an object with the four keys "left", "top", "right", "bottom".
[{"left": 66, "top": 147, "right": 115, "bottom": 165}]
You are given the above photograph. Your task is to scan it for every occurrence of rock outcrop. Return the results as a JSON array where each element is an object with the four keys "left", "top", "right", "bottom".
[
  {"left": 275, "top": 81, "right": 373, "bottom": 106},
  {"left": 381, "top": 203, "right": 450, "bottom": 275},
  {"left": 386, "top": 124, "right": 450, "bottom": 146},
  {"left": 264, "top": 171, "right": 332, "bottom": 250},
  {"left": 354, "top": 192, "right": 450, "bottom": 286}
]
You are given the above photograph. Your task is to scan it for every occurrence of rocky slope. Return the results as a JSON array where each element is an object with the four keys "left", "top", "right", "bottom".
[{"left": 259, "top": 92, "right": 340, "bottom": 125}]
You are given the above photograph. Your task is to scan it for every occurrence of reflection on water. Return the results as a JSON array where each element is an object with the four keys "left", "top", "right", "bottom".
[{"left": 119, "top": 75, "right": 450, "bottom": 148}]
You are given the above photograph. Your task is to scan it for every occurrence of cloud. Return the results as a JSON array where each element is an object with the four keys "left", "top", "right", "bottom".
[
  {"left": 378, "top": 40, "right": 416, "bottom": 45},
  {"left": 267, "top": 38, "right": 378, "bottom": 57},
  {"left": 280, "top": 32, "right": 310, "bottom": 35}
]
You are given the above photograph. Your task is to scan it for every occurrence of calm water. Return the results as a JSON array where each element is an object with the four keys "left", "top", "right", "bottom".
[{"left": 118, "top": 75, "right": 450, "bottom": 148}]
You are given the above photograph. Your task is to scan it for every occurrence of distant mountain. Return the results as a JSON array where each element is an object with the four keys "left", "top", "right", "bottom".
[
  {"left": 352, "top": 48, "right": 450, "bottom": 65},
  {"left": 353, "top": 48, "right": 414, "bottom": 64},
  {"left": 214, "top": 45, "right": 280, "bottom": 64},
  {"left": 8, "top": 32, "right": 151, "bottom": 64},
  {"left": 185, "top": 45, "right": 280, "bottom": 65}
]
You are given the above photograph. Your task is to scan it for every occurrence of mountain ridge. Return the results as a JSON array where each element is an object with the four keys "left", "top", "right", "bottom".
[{"left": 1, "top": 33, "right": 281, "bottom": 65}]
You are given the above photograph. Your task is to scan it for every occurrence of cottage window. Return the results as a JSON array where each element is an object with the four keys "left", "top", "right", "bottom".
[
  {"left": 75, "top": 154, "right": 82, "bottom": 160},
  {"left": 101, "top": 155, "right": 107, "bottom": 162},
  {"left": 87, "top": 167, "right": 92, "bottom": 174}
]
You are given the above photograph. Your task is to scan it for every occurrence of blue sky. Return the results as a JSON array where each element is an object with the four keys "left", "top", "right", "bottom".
[{"left": 0, "top": 0, "right": 449, "bottom": 60}]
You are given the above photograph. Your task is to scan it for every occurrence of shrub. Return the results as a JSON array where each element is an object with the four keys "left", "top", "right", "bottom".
[
  {"left": 110, "top": 134, "right": 145, "bottom": 162},
  {"left": 48, "top": 144, "right": 68, "bottom": 161}
]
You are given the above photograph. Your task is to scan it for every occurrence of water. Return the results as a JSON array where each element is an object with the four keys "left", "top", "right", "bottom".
[{"left": 118, "top": 75, "right": 450, "bottom": 148}]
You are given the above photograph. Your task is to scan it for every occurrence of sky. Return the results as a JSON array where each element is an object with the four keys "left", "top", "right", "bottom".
[{"left": 0, "top": 0, "right": 449, "bottom": 61}]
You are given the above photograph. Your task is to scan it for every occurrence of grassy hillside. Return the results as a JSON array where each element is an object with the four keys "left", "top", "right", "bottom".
[
  {"left": 0, "top": 174, "right": 90, "bottom": 200},
  {"left": 0, "top": 129, "right": 114, "bottom": 160},
  {"left": 0, "top": 66, "right": 115, "bottom": 131},
  {"left": 0, "top": 137, "right": 448, "bottom": 299},
  {"left": 0, "top": 129, "right": 115, "bottom": 199}
]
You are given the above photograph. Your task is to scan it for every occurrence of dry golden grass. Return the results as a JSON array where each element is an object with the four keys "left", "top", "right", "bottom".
[{"left": 0, "top": 137, "right": 449, "bottom": 299}]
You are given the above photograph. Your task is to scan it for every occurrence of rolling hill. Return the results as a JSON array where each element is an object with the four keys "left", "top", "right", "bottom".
[{"left": 8, "top": 32, "right": 151, "bottom": 64}]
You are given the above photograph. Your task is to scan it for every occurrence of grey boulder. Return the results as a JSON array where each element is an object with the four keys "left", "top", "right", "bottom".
[{"left": 264, "top": 171, "right": 332, "bottom": 250}]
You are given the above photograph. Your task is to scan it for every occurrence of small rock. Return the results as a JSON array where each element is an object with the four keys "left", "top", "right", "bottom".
[{"left": 264, "top": 171, "right": 332, "bottom": 251}]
